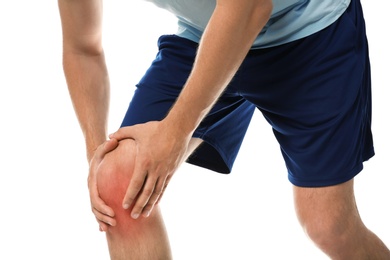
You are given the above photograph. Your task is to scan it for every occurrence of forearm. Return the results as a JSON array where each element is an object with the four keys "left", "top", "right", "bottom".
[
  {"left": 62, "top": 51, "right": 110, "bottom": 161},
  {"left": 58, "top": 0, "right": 109, "bottom": 161},
  {"left": 165, "top": 0, "right": 272, "bottom": 136}
]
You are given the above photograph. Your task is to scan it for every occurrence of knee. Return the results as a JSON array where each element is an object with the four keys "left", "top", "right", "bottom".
[
  {"left": 293, "top": 181, "right": 369, "bottom": 257},
  {"left": 97, "top": 139, "right": 135, "bottom": 207},
  {"left": 302, "top": 216, "right": 346, "bottom": 251},
  {"left": 298, "top": 211, "right": 354, "bottom": 253},
  {"left": 96, "top": 139, "right": 140, "bottom": 235}
]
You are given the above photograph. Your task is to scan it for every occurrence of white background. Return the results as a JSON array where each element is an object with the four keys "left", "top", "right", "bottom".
[{"left": 0, "top": 0, "right": 388, "bottom": 259}]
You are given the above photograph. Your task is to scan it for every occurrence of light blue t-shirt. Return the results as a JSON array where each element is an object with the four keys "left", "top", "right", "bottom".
[{"left": 146, "top": 0, "right": 351, "bottom": 49}]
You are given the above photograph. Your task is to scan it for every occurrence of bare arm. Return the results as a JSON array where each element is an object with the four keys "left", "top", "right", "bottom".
[
  {"left": 58, "top": 0, "right": 109, "bottom": 161},
  {"left": 111, "top": 0, "right": 273, "bottom": 219},
  {"left": 58, "top": 0, "right": 116, "bottom": 231},
  {"left": 166, "top": 0, "right": 273, "bottom": 136}
]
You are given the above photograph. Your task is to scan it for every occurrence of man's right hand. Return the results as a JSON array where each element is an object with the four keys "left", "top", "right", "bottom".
[{"left": 88, "top": 139, "right": 119, "bottom": 232}]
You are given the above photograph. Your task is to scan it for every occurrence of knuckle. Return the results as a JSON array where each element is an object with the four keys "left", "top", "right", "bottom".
[
  {"left": 131, "top": 178, "right": 145, "bottom": 191},
  {"left": 153, "top": 188, "right": 162, "bottom": 196},
  {"left": 139, "top": 158, "right": 151, "bottom": 169},
  {"left": 124, "top": 195, "right": 135, "bottom": 203},
  {"left": 133, "top": 205, "right": 144, "bottom": 214},
  {"left": 142, "top": 187, "right": 155, "bottom": 197}
]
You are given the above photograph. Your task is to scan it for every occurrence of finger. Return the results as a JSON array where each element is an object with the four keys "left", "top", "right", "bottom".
[
  {"left": 109, "top": 126, "right": 137, "bottom": 141},
  {"left": 90, "top": 185, "right": 115, "bottom": 218},
  {"left": 102, "top": 138, "right": 119, "bottom": 153},
  {"left": 92, "top": 207, "right": 116, "bottom": 227},
  {"left": 91, "top": 191, "right": 115, "bottom": 230},
  {"left": 130, "top": 175, "right": 158, "bottom": 219},
  {"left": 141, "top": 176, "right": 166, "bottom": 217},
  {"left": 99, "top": 222, "right": 108, "bottom": 232},
  {"left": 156, "top": 174, "right": 172, "bottom": 205},
  {"left": 93, "top": 198, "right": 115, "bottom": 218},
  {"left": 122, "top": 168, "right": 147, "bottom": 212},
  {"left": 91, "top": 139, "right": 119, "bottom": 165},
  {"left": 97, "top": 218, "right": 110, "bottom": 232},
  {"left": 97, "top": 139, "right": 119, "bottom": 158}
]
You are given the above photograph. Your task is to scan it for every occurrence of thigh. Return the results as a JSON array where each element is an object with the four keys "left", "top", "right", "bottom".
[
  {"left": 293, "top": 179, "right": 359, "bottom": 229},
  {"left": 293, "top": 178, "right": 368, "bottom": 254},
  {"left": 241, "top": 0, "right": 373, "bottom": 187}
]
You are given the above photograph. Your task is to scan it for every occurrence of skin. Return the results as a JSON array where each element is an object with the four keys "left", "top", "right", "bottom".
[
  {"left": 110, "top": 0, "right": 274, "bottom": 220},
  {"left": 294, "top": 179, "right": 390, "bottom": 259},
  {"left": 96, "top": 139, "right": 172, "bottom": 259},
  {"left": 58, "top": 0, "right": 390, "bottom": 258},
  {"left": 58, "top": 0, "right": 273, "bottom": 229}
]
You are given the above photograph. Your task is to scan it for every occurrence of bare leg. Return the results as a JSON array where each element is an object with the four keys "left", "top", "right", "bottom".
[
  {"left": 294, "top": 179, "right": 390, "bottom": 259},
  {"left": 97, "top": 138, "right": 202, "bottom": 259}
]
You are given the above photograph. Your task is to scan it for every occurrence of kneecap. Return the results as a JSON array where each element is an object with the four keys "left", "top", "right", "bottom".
[{"left": 97, "top": 139, "right": 141, "bottom": 233}]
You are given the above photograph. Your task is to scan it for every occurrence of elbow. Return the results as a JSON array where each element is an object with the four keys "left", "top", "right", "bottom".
[
  {"left": 218, "top": 0, "right": 273, "bottom": 36},
  {"left": 63, "top": 43, "right": 104, "bottom": 57},
  {"left": 216, "top": 0, "right": 273, "bottom": 33},
  {"left": 62, "top": 34, "right": 104, "bottom": 57},
  {"left": 262, "top": 0, "right": 273, "bottom": 14}
]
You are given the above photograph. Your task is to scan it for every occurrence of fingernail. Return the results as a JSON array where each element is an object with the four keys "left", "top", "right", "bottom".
[
  {"left": 131, "top": 212, "right": 140, "bottom": 219},
  {"left": 123, "top": 204, "right": 130, "bottom": 209},
  {"left": 143, "top": 210, "right": 151, "bottom": 218}
]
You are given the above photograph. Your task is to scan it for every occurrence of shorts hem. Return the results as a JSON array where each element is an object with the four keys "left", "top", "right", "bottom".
[
  {"left": 186, "top": 133, "right": 232, "bottom": 174},
  {"left": 288, "top": 149, "right": 375, "bottom": 187},
  {"left": 288, "top": 165, "right": 362, "bottom": 187}
]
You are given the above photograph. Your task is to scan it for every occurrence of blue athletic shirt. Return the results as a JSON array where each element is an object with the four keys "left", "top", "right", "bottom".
[{"left": 145, "top": 0, "right": 351, "bottom": 49}]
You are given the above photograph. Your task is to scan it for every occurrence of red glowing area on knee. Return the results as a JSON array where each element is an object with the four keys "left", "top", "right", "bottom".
[
  {"left": 98, "top": 168, "right": 149, "bottom": 237},
  {"left": 96, "top": 140, "right": 146, "bottom": 236}
]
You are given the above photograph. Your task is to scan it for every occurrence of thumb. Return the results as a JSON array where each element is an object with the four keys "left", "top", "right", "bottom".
[
  {"left": 102, "top": 138, "right": 119, "bottom": 153},
  {"left": 109, "top": 126, "right": 137, "bottom": 141},
  {"left": 93, "top": 138, "right": 119, "bottom": 162}
]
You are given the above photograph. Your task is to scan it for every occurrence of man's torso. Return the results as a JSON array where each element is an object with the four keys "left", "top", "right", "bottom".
[{"left": 144, "top": 0, "right": 351, "bottom": 48}]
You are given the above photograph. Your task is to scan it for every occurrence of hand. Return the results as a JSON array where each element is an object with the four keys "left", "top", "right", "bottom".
[
  {"left": 109, "top": 120, "right": 191, "bottom": 219},
  {"left": 88, "top": 139, "right": 119, "bottom": 231}
]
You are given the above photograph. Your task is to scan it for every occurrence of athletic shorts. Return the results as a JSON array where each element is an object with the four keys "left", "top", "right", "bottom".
[{"left": 121, "top": 0, "right": 374, "bottom": 187}]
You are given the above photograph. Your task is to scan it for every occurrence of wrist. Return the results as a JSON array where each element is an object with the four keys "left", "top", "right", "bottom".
[
  {"left": 162, "top": 113, "right": 195, "bottom": 141},
  {"left": 86, "top": 138, "right": 106, "bottom": 163},
  {"left": 164, "top": 92, "right": 209, "bottom": 137}
]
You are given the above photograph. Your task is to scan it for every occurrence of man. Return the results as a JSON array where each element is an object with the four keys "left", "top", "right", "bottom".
[{"left": 58, "top": 0, "right": 390, "bottom": 259}]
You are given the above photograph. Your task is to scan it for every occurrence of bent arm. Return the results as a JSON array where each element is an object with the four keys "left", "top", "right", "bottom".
[
  {"left": 165, "top": 0, "right": 273, "bottom": 137},
  {"left": 58, "top": 0, "right": 109, "bottom": 161},
  {"left": 107, "top": 0, "right": 273, "bottom": 219}
]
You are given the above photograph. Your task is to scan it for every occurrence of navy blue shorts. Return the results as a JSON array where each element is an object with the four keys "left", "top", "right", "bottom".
[{"left": 121, "top": 0, "right": 374, "bottom": 187}]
